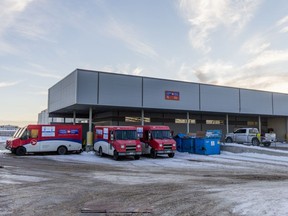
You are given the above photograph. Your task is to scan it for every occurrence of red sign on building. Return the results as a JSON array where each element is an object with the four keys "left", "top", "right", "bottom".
[{"left": 165, "top": 91, "right": 180, "bottom": 101}]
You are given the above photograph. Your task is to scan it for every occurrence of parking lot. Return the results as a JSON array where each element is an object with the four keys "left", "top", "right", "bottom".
[{"left": 1, "top": 142, "right": 288, "bottom": 216}]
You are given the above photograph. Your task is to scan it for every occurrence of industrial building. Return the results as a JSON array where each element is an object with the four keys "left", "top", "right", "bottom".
[{"left": 45, "top": 68, "right": 288, "bottom": 142}]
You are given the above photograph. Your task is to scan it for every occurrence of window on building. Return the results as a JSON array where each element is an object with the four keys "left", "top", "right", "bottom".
[
  {"left": 175, "top": 119, "right": 196, "bottom": 124},
  {"left": 125, "top": 117, "right": 150, "bottom": 122},
  {"left": 206, "top": 120, "right": 224, "bottom": 125},
  {"left": 247, "top": 121, "right": 258, "bottom": 126}
]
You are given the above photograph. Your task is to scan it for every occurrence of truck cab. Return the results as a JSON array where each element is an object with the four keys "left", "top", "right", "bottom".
[
  {"left": 137, "top": 125, "right": 176, "bottom": 158},
  {"left": 94, "top": 126, "right": 142, "bottom": 160}
]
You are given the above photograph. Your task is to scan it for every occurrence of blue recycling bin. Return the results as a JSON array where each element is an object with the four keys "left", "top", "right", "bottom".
[
  {"left": 194, "top": 138, "right": 220, "bottom": 155},
  {"left": 182, "top": 137, "right": 194, "bottom": 153},
  {"left": 174, "top": 134, "right": 186, "bottom": 152},
  {"left": 174, "top": 134, "right": 194, "bottom": 153}
]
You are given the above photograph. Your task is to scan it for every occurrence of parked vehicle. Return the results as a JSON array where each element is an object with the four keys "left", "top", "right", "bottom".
[
  {"left": 137, "top": 125, "right": 176, "bottom": 158},
  {"left": 6, "top": 124, "right": 83, "bottom": 156},
  {"left": 225, "top": 127, "right": 276, "bottom": 147},
  {"left": 93, "top": 126, "right": 142, "bottom": 160}
]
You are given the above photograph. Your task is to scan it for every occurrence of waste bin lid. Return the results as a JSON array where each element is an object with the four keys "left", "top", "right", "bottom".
[{"left": 174, "top": 133, "right": 186, "bottom": 138}]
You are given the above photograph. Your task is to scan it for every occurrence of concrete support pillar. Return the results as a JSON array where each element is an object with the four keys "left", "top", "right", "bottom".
[
  {"left": 226, "top": 114, "right": 229, "bottom": 134},
  {"left": 286, "top": 117, "right": 288, "bottom": 141},
  {"left": 258, "top": 116, "right": 261, "bottom": 135},
  {"left": 73, "top": 111, "right": 76, "bottom": 125},
  {"left": 141, "top": 109, "right": 144, "bottom": 126},
  {"left": 86, "top": 107, "right": 93, "bottom": 151},
  {"left": 89, "top": 107, "right": 92, "bottom": 132},
  {"left": 187, "top": 112, "right": 190, "bottom": 134}
]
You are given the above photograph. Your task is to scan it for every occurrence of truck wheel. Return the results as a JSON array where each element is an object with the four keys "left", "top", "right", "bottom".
[
  {"left": 98, "top": 147, "right": 103, "bottom": 157},
  {"left": 15, "top": 147, "right": 26, "bottom": 156},
  {"left": 57, "top": 146, "right": 67, "bottom": 155},
  {"left": 225, "top": 137, "right": 233, "bottom": 143},
  {"left": 113, "top": 150, "right": 119, "bottom": 160},
  {"left": 168, "top": 153, "right": 175, "bottom": 158},
  {"left": 252, "top": 138, "right": 260, "bottom": 146},
  {"left": 150, "top": 149, "right": 157, "bottom": 159},
  {"left": 134, "top": 155, "right": 140, "bottom": 160}
]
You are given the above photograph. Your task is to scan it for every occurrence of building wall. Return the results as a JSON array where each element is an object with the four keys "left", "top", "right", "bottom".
[
  {"left": 77, "top": 70, "right": 98, "bottom": 105},
  {"left": 99, "top": 73, "right": 142, "bottom": 107},
  {"left": 240, "top": 89, "right": 273, "bottom": 114},
  {"left": 48, "top": 71, "right": 77, "bottom": 112},
  {"left": 268, "top": 118, "right": 286, "bottom": 141},
  {"left": 273, "top": 93, "right": 288, "bottom": 115},
  {"left": 47, "top": 69, "right": 288, "bottom": 140},
  {"left": 49, "top": 69, "right": 288, "bottom": 116},
  {"left": 143, "top": 78, "right": 199, "bottom": 110},
  {"left": 200, "top": 85, "right": 239, "bottom": 113}
]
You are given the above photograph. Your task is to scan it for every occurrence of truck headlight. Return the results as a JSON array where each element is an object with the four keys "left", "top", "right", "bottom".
[
  {"left": 120, "top": 144, "right": 125, "bottom": 149},
  {"left": 159, "top": 144, "right": 163, "bottom": 147},
  {"left": 172, "top": 144, "right": 176, "bottom": 147},
  {"left": 137, "top": 144, "right": 141, "bottom": 148}
]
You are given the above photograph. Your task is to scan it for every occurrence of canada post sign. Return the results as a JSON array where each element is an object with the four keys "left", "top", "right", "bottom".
[{"left": 165, "top": 91, "right": 180, "bottom": 101}]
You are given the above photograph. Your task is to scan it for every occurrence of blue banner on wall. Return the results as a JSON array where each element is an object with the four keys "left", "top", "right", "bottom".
[{"left": 165, "top": 91, "right": 180, "bottom": 100}]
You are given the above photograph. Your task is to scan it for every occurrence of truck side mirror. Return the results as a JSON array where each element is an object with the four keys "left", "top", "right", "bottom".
[{"left": 110, "top": 131, "right": 114, "bottom": 141}]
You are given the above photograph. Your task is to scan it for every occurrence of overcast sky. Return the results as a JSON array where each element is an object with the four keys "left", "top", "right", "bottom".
[{"left": 1, "top": 0, "right": 288, "bottom": 126}]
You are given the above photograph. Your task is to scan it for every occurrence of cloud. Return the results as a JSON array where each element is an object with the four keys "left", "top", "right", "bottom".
[
  {"left": 241, "top": 36, "right": 270, "bottom": 55},
  {"left": 0, "top": 0, "right": 33, "bottom": 32},
  {"left": 0, "top": 81, "right": 21, "bottom": 88},
  {"left": 1, "top": 65, "right": 62, "bottom": 79},
  {"left": 99, "top": 64, "right": 144, "bottom": 76},
  {"left": 0, "top": 0, "right": 35, "bottom": 54},
  {"left": 276, "top": 15, "right": 288, "bottom": 26},
  {"left": 243, "top": 50, "right": 288, "bottom": 69},
  {"left": 28, "top": 71, "right": 62, "bottom": 79},
  {"left": 184, "top": 55, "right": 288, "bottom": 93},
  {"left": 27, "top": 63, "right": 62, "bottom": 79},
  {"left": 30, "top": 91, "right": 48, "bottom": 96},
  {"left": 178, "top": 0, "right": 261, "bottom": 53},
  {"left": 189, "top": 60, "right": 236, "bottom": 84},
  {"left": 277, "top": 15, "right": 288, "bottom": 33},
  {"left": 280, "top": 27, "right": 288, "bottom": 33},
  {"left": 0, "top": 41, "right": 18, "bottom": 55},
  {"left": 106, "top": 19, "right": 159, "bottom": 58}
]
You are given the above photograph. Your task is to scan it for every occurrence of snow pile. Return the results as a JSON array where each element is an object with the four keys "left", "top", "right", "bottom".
[{"left": 0, "top": 137, "right": 9, "bottom": 143}]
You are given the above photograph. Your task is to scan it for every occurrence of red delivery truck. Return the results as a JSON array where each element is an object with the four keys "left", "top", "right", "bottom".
[
  {"left": 6, "top": 124, "right": 82, "bottom": 156},
  {"left": 137, "top": 125, "right": 176, "bottom": 158},
  {"left": 94, "top": 126, "right": 142, "bottom": 160}
]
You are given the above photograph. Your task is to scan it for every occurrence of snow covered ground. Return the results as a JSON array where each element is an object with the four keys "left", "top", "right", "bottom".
[
  {"left": 0, "top": 136, "right": 10, "bottom": 143},
  {"left": 2, "top": 142, "right": 288, "bottom": 215}
]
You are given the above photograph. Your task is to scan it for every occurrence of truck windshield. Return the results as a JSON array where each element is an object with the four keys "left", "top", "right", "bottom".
[
  {"left": 115, "top": 130, "right": 137, "bottom": 140},
  {"left": 13, "top": 127, "right": 27, "bottom": 138},
  {"left": 151, "top": 130, "right": 171, "bottom": 139}
]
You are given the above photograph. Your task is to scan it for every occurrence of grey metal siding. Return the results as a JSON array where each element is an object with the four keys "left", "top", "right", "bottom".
[
  {"left": 143, "top": 78, "right": 199, "bottom": 110},
  {"left": 48, "top": 71, "right": 77, "bottom": 112},
  {"left": 240, "top": 89, "right": 273, "bottom": 114},
  {"left": 273, "top": 93, "right": 288, "bottom": 115},
  {"left": 76, "top": 70, "right": 98, "bottom": 105},
  {"left": 98, "top": 73, "right": 142, "bottom": 107},
  {"left": 200, "top": 85, "right": 239, "bottom": 113}
]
